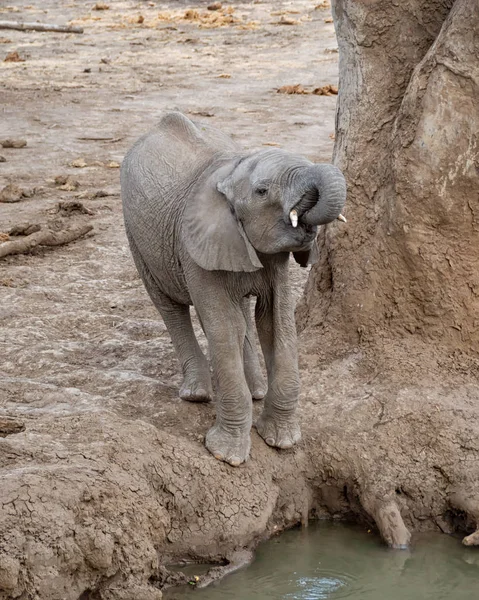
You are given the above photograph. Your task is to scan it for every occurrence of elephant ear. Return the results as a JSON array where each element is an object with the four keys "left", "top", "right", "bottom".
[
  {"left": 183, "top": 175, "right": 263, "bottom": 272},
  {"left": 292, "top": 239, "right": 319, "bottom": 268}
]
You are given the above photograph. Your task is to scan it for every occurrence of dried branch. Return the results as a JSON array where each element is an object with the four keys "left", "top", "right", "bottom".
[
  {"left": 0, "top": 224, "right": 93, "bottom": 259},
  {"left": 0, "top": 21, "right": 84, "bottom": 34}
]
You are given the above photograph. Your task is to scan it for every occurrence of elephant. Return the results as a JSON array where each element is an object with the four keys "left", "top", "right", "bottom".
[{"left": 121, "top": 112, "right": 346, "bottom": 466}]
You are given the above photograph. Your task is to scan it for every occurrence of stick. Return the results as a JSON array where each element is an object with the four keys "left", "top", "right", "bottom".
[
  {"left": 0, "top": 21, "right": 84, "bottom": 34},
  {"left": 0, "top": 224, "right": 93, "bottom": 259}
]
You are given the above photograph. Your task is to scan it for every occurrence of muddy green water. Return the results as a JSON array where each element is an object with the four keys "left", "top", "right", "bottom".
[{"left": 164, "top": 522, "right": 479, "bottom": 599}]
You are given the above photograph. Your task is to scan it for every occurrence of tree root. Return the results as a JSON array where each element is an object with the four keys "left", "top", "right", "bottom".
[
  {"left": 450, "top": 492, "right": 479, "bottom": 546},
  {"left": 197, "top": 550, "right": 254, "bottom": 588},
  {"left": 361, "top": 493, "right": 411, "bottom": 549},
  {"left": 0, "top": 224, "right": 93, "bottom": 258}
]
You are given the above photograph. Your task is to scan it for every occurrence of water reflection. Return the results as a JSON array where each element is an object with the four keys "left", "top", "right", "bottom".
[{"left": 164, "top": 522, "right": 479, "bottom": 600}]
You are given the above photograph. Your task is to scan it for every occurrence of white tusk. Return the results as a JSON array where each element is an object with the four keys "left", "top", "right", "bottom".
[
  {"left": 337, "top": 213, "right": 347, "bottom": 223},
  {"left": 290, "top": 209, "right": 298, "bottom": 228}
]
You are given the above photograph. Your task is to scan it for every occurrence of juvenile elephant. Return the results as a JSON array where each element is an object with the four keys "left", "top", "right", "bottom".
[{"left": 121, "top": 112, "right": 346, "bottom": 466}]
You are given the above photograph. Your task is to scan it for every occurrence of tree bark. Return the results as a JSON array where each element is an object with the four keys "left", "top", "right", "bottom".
[{"left": 299, "top": 0, "right": 479, "bottom": 362}]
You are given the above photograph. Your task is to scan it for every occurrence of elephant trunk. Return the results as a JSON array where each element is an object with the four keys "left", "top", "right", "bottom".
[{"left": 290, "top": 164, "right": 347, "bottom": 226}]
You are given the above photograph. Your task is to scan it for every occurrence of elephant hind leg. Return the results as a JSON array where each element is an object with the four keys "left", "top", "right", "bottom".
[
  {"left": 126, "top": 232, "right": 212, "bottom": 402},
  {"left": 241, "top": 298, "right": 267, "bottom": 401},
  {"left": 160, "top": 299, "right": 213, "bottom": 402}
]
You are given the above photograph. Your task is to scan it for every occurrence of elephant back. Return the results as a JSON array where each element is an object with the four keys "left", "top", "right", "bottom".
[{"left": 122, "top": 112, "right": 239, "bottom": 204}]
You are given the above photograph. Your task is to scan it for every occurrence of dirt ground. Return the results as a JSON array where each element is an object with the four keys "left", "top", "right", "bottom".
[{"left": 2, "top": 1, "right": 479, "bottom": 599}]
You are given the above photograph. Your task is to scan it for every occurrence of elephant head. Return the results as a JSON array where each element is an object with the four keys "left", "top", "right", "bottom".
[{"left": 183, "top": 149, "right": 346, "bottom": 271}]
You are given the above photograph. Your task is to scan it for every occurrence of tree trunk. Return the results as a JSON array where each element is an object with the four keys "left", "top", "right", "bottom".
[
  {"left": 299, "top": 0, "right": 479, "bottom": 364},
  {"left": 295, "top": 0, "right": 479, "bottom": 551}
]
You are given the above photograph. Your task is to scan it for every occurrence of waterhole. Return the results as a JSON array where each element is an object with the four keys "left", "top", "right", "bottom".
[{"left": 164, "top": 522, "right": 479, "bottom": 599}]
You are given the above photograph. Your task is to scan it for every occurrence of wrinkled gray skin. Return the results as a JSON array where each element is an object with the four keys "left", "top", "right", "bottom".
[{"left": 121, "top": 112, "right": 346, "bottom": 466}]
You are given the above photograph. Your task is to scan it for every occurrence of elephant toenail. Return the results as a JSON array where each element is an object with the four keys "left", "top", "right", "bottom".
[{"left": 265, "top": 437, "right": 275, "bottom": 446}]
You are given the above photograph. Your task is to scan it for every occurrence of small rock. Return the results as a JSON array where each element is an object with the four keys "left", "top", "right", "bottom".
[
  {"left": 207, "top": 2, "right": 222, "bottom": 10},
  {"left": 83, "top": 67, "right": 91, "bottom": 73},
  {"left": 106, "top": 161, "right": 120, "bottom": 168},
  {"left": 57, "top": 201, "right": 94, "bottom": 215},
  {"left": 137, "top": 14, "right": 144, "bottom": 24},
  {"left": 0, "top": 232, "right": 9, "bottom": 243},
  {"left": 217, "top": 73, "right": 231, "bottom": 79},
  {"left": 55, "top": 175, "right": 80, "bottom": 191},
  {"left": 0, "top": 184, "right": 24, "bottom": 203},
  {"left": 70, "top": 158, "right": 88, "bottom": 168},
  {"left": 93, "top": 2, "right": 110, "bottom": 9},
  {"left": 4, "top": 51, "right": 25, "bottom": 63},
  {"left": 0, "top": 156, "right": 6, "bottom": 162},
  {"left": 0, "top": 139, "right": 27, "bottom": 148},
  {"left": 0, "top": 417, "right": 25, "bottom": 437},
  {"left": 21, "top": 187, "right": 35, "bottom": 198}
]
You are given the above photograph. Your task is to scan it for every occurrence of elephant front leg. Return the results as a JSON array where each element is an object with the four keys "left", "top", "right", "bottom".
[
  {"left": 254, "top": 291, "right": 301, "bottom": 449},
  {"left": 197, "top": 301, "right": 253, "bottom": 466}
]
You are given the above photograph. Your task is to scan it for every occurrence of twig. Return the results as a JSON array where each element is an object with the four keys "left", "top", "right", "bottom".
[
  {"left": 0, "top": 224, "right": 93, "bottom": 259},
  {"left": 77, "top": 136, "right": 123, "bottom": 142},
  {"left": 0, "top": 21, "right": 84, "bottom": 34}
]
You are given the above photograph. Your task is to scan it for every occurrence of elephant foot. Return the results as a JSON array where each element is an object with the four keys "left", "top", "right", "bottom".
[
  {"left": 255, "top": 411, "right": 301, "bottom": 449},
  {"left": 205, "top": 423, "right": 251, "bottom": 466},
  {"left": 179, "top": 372, "right": 212, "bottom": 403}
]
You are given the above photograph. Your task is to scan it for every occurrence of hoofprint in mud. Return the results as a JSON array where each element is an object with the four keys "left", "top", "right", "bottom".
[{"left": 2, "top": 1, "right": 479, "bottom": 599}]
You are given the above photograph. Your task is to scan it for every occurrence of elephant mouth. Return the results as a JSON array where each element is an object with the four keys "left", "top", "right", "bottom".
[{"left": 286, "top": 223, "right": 317, "bottom": 251}]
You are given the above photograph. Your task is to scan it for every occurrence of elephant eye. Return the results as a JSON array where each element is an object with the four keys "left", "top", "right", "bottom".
[{"left": 255, "top": 186, "right": 269, "bottom": 197}]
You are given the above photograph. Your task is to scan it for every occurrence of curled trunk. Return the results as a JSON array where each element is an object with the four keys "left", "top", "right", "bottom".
[{"left": 298, "top": 164, "right": 347, "bottom": 226}]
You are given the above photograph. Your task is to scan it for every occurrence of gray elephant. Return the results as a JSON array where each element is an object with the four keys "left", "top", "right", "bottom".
[{"left": 121, "top": 112, "right": 346, "bottom": 466}]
